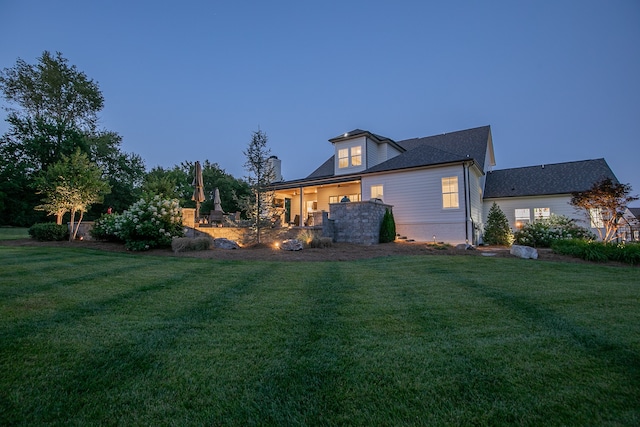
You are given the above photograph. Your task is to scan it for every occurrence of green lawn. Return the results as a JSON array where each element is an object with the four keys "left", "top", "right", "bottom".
[
  {"left": 0, "top": 227, "right": 29, "bottom": 240},
  {"left": 0, "top": 246, "right": 638, "bottom": 426}
]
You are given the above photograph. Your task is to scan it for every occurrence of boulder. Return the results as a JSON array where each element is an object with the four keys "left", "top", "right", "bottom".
[
  {"left": 280, "top": 239, "right": 303, "bottom": 251},
  {"left": 455, "top": 243, "right": 476, "bottom": 250},
  {"left": 212, "top": 238, "right": 240, "bottom": 250},
  {"left": 510, "top": 244, "right": 538, "bottom": 259}
]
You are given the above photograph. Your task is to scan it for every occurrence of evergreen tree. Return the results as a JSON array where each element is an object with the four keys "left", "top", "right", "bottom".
[
  {"left": 483, "top": 202, "right": 513, "bottom": 246},
  {"left": 379, "top": 208, "right": 396, "bottom": 243},
  {"left": 239, "top": 130, "right": 275, "bottom": 244}
]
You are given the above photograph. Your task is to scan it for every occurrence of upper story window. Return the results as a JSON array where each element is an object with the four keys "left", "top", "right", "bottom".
[
  {"left": 338, "top": 146, "right": 363, "bottom": 169},
  {"left": 441, "top": 177, "right": 459, "bottom": 209},
  {"left": 351, "top": 146, "right": 362, "bottom": 166},
  {"left": 338, "top": 149, "right": 349, "bottom": 168}
]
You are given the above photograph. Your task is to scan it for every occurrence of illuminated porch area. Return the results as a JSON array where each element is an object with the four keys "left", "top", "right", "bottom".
[{"left": 272, "top": 179, "right": 362, "bottom": 227}]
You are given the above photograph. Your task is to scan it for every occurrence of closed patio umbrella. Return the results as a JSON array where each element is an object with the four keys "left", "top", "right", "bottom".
[{"left": 191, "top": 161, "right": 205, "bottom": 220}]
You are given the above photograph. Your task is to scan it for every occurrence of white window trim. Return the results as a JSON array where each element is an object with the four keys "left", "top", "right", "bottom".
[{"left": 441, "top": 176, "right": 459, "bottom": 209}]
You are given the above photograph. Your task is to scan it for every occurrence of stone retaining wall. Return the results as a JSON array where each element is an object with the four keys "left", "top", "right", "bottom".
[{"left": 327, "top": 200, "right": 393, "bottom": 245}]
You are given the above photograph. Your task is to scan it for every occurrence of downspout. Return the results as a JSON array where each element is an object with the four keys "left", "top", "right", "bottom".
[
  {"left": 462, "top": 163, "right": 469, "bottom": 244},
  {"left": 467, "top": 162, "right": 474, "bottom": 244}
]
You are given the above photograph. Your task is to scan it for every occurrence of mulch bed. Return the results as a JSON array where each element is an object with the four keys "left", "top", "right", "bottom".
[{"left": 0, "top": 238, "right": 610, "bottom": 264}]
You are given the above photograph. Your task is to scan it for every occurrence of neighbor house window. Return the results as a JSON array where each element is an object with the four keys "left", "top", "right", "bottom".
[
  {"left": 338, "top": 149, "right": 349, "bottom": 168},
  {"left": 371, "top": 185, "right": 383, "bottom": 200},
  {"left": 534, "top": 207, "right": 550, "bottom": 220},
  {"left": 329, "top": 196, "right": 339, "bottom": 204},
  {"left": 441, "top": 177, "right": 459, "bottom": 209},
  {"left": 590, "top": 208, "right": 604, "bottom": 228},
  {"left": 351, "top": 146, "right": 362, "bottom": 166},
  {"left": 515, "top": 209, "right": 530, "bottom": 227}
]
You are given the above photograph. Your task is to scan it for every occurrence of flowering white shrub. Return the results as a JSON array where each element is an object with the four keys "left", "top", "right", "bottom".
[
  {"left": 513, "top": 214, "right": 595, "bottom": 247},
  {"left": 91, "top": 196, "right": 184, "bottom": 251}
]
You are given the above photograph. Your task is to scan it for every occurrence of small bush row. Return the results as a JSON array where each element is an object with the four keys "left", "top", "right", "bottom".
[
  {"left": 552, "top": 240, "right": 640, "bottom": 265},
  {"left": 28, "top": 223, "right": 69, "bottom": 241}
]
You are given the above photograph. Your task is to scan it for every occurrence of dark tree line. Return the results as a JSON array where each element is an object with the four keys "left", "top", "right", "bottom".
[{"left": 0, "top": 51, "right": 250, "bottom": 226}]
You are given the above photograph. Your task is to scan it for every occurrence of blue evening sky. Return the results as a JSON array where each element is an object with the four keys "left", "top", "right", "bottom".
[{"left": 1, "top": 1, "right": 639, "bottom": 205}]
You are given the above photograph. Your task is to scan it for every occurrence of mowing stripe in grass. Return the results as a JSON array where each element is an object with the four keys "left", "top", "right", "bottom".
[
  {"left": 451, "top": 263, "right": 640, "bottom": 382},
  {"left": 236, "top": 263, "right": 356, "bottom": 425},
  {"left": 1, "top": 258, "right": 284, "bottom": 424},
  {"left": 0, "top": 250, "right": 170, "bottom": 303}
]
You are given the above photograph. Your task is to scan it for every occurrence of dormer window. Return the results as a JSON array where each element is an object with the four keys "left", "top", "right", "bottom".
[
  {"left": 351, "top": 146, "right": 362, "bottom": 166},
  {"left": 338, "top": 146, "right": 363, "bottom": 169}
]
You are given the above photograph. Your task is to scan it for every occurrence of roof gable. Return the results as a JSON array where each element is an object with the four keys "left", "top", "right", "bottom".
[
  {"left": 307, "top": 125, "right": 492, "bottom": 178},
  {"left": 484, "top": 158, "right": 618, "bottom": 199}
]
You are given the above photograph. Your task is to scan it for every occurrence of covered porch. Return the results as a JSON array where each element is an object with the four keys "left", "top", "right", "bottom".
[{"left": 272, "top": 178, "right": 362, "bottom": 227}]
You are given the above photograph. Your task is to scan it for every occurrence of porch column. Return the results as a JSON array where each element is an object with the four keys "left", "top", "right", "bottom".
[{"left": 298, "top": 186, "right": 304, "bottom": 226}]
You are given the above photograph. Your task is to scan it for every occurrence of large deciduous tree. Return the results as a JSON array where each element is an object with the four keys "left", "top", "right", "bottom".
[
  {"left": 0, "top": 51, "right": 144, "bottom": 225},
  {"left": 35, "top": 150, "right": 110, "bottom": 240},
  {"left": 570, "top": 178, "right": 638, "bottom": 242}
]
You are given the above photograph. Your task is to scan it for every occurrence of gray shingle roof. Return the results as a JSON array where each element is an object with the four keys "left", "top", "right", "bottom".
[
  {"left": 396, "top": 125, "right": 491, "bottom": 171},
  {"left": 483, "top": 158, "right": 618, "bottom": 199},
  {"left": 306, "top": 155, "right": 335, "bottom": 179},
  {"left": 306, "top": 125, "right": 491, "bottom": 179}
]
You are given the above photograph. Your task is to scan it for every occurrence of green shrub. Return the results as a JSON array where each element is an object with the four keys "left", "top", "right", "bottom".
[
  {"left": 552, "top": 240, "right": 640, "bottom": 265},
  {"left": 309, "top": 237, "right": 333, "bottom": 248},
  {"left": 514, "top": 215, "right": 595, "bottom": 247},
  {"left": 483, "top": 202, "right": 513, "bottom": 246},
  {"left": 28, "top": 223, "right": 69, "bottom": 241},
  {"left": 379, "top": 208, "right": 396, "bottom": 243},
  {"left": 171, "top": 237, "right": 212, "bottom": 253}
]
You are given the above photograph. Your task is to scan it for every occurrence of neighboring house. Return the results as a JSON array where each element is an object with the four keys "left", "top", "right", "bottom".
[
  {"left": 620, "top": 207, "right": 640, "bottom": 241},
  {"left": 271, "top": 125, "right": 621, "bottom": 244},
  {"left": 483, "top": 159, "right": 619, "bottom": 237}
]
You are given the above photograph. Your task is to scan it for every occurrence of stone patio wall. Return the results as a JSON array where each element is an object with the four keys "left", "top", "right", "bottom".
[{"left": 326, "top": 200, "right": 393, "bottom": 245}]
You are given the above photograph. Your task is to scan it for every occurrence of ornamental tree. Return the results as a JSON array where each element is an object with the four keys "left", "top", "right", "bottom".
[
  {"left": 35, "top": 150, "right": 111, "bottom": 240},
  {"left": 570, "top": 178, "right": 638, "bottom": 242}
]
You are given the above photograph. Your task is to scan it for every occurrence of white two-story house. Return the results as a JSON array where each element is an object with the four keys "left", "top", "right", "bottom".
[{"left": 271, "top": 125, "right": 619, "bottom": 244}]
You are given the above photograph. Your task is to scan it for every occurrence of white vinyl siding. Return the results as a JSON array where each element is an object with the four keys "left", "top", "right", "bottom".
[{"left": 362, "top": 165, "right": 467, "bottom": 243}]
